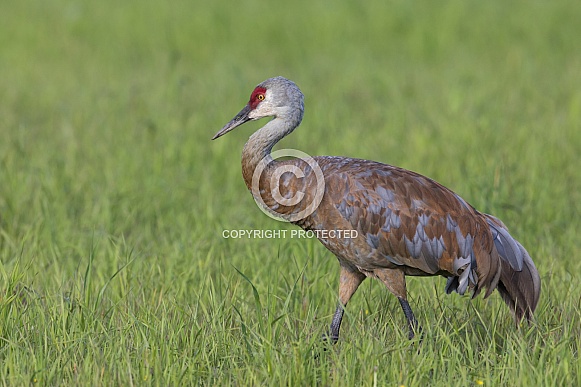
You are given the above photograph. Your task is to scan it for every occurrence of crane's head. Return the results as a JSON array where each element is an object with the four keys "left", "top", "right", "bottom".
[{"left": 212, "top": 76, "right": 304, "bottom": 140}]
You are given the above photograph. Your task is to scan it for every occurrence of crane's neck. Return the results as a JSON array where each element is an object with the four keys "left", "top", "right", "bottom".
[{"left": 241, "top": 112, "right": 302, "bottom": 189}]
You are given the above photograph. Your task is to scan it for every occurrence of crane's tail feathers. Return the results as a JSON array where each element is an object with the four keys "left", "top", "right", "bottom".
[
  {"left": 485, "top": 215, "right": 541, "bottom": 322},
  {"left": 496, "top": 242, "right": 541, "bottom": 321}
]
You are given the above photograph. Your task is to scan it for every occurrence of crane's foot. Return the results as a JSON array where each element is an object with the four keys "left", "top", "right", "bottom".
[
  {"left": 408, "top": 324, "right": 424, "bottom": 340},
  {"left": 313, "top": 331, "right": 338, "bottom": 359},
  {"left": 321, "top": 331, "right": 339, "bottom": 345}
]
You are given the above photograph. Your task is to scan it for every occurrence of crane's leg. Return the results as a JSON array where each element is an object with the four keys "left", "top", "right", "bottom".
[
  {"left": 325, "top": 266, "right": 366, "bottom": 344},
  {"left": 374, "top": 268, "right": 420, "bottom": 339},
  {"left": 398, "top": 298, "right": 419, "bottom": 340}
]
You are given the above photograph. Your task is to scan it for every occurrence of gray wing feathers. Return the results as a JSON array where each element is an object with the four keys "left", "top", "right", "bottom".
[{"left": 486, "top": 217, "right": 524, "bottom": 271}]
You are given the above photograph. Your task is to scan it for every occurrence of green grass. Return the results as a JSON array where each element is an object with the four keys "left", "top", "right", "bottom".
[{"left": 1, "top": 0, "right": 581, "bottom": 385}]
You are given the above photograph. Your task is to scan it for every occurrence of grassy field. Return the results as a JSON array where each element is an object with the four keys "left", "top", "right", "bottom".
[{"left": 1, "top": 0, "right": 581, "bottom": 385}]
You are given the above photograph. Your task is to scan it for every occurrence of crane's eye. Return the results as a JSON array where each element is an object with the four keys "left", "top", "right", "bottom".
[{"left": 257, "top": 94, "right": 265, "bottom": 101}]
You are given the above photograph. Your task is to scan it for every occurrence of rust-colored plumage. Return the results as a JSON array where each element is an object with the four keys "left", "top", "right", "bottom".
[{"left": 213, "top": 76, "right": 541, "bottom": 341}]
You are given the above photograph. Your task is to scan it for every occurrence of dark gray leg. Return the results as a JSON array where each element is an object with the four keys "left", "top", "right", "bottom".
[
  {"left": 326, "top": 304, "right": 345, "bottom": 344},
  {"left": 398, "top": 297, "right": 420, "bottom": 339}
]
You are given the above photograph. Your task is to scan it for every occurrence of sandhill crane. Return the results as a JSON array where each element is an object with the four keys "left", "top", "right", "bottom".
[{"left": 212, "top": 76, "right": 541, "bottom": 342}]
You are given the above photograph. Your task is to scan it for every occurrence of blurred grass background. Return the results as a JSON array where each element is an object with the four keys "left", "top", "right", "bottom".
[{"left": 1, "top": 0, "right": 580, "bottom": 385}]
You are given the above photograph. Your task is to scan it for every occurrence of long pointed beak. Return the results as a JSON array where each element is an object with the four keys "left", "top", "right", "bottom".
[{"left": 212, "top": 104, "right": 252, "bottom": 140}]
